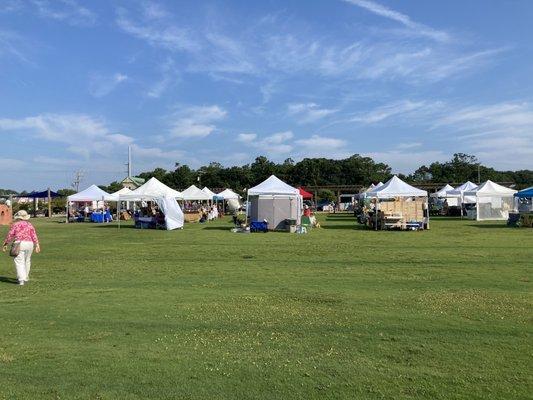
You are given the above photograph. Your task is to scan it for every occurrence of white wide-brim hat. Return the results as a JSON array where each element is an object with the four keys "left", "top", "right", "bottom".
[{"left": 14, "top": 210, "right": 31, "bottom": 220}]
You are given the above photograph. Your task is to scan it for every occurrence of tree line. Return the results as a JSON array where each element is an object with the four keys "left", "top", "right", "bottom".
[
  {"left": 105, "top": 153, "right": 532, "bottom": 194},
  {"left": 2, "top": 153, "right": 531, "bottom": 198}
]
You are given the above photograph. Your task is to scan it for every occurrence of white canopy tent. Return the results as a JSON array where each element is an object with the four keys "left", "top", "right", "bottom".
[
  {"left": 216, "top": 188, "right": 240, "bottom": 200},
  {"left": 118, "top": 177, "right": 183, "bottom": 230},
  {"left": 111, "top": 187, "right": 132, "bottom": 197},
  {"left": 431, "top": 184, "right": 454, "bottom": 198},
  {"left": 247, "top": 175, "right": 302, "bottom": 231},
  {"left": 366, "top": 176, "right": 429, "bottom": 230},
  {"left": 201, "top": 187, "right": 216, "bottom": 199},
  {"left": 66, "top": 185, "right": 117, "bottom": 223},
  {"left": 68, "top": 185, "right": 117, "bottom": 202},
  {"left": 181, "top": 185, "right": 212, "bottom": 201},
  {"left": 119, "top": 177, "right": 182, "bottom": 201},
  {"left": 366, "top": 176, "right": 427, "bottom": 199},
  {"left": 463, "top": 180, "right": 517, "bottom": 221},
  {"left": 447, "top": 181, "right": 478, "bottom": 204}
]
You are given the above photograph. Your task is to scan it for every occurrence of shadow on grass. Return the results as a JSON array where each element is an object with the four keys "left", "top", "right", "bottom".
[
  {"left": 0, "top": 276, "right": 18, "bottom": 285},
  {"left": 93, "top": 224, "right": 135, "bottom": 229},
  {"left": 468, "top": 224, "right": 510, "bottom": 229},
  {"left": 202, "top": 226, "right": 233, "bottom": 231},
  {"left": 322, "top": 224, "right": 366, "bottom": 230}
]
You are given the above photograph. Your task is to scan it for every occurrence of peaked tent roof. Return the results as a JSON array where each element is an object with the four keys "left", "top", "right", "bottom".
[
  {"left": 68, "top": 185, "right": 117, "bottom": 202},
  {"left": 119, "top": 177, "right": 182, "bottom": 201},
  {"left": 202, "top": 187, "right": 216, "bottom": 198},
  {"left": 368, "top": 176, "right": 427, "bottom": 198},
  {"left": 515, "top": 186, "right": 533, "bottom": 198},
  {"left": 447, "top": 181, "right": 478, "bottom": 196},
  {"left": 298, "top": 187, "right": 313, "bottom": 199},
  {"left": 464, "top": 180, "right": 517, "bottom": 196},
  {"left": 216, "top": 188, "right": 240, "bottom": 200},
  {"left": 248, "top": 175, "right": 299, "bottom": 196},
  {"left": 112, "top": 187, "right": 132, "bottom": 196},
  {"left": 432, "top": 184, "right": 455, "bottom": 197},
  {"left": 181, "top": 185, "right": 211, "bottom": 201}
]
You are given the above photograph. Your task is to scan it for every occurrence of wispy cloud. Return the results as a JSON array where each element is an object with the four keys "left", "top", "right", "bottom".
[
  {"left": 342, "top": 0, "right": 450, "bottom": 42},
  {"left": 116, "top": 6, "right": 198, "bottom": 52},
  {"left": 0, "top": 30, "right": 30, "bottom": 63},
  {"left": 31, "top": 0, "right": 97, "bottom": 26},
  {"left": 88, "top": 72, "right": 128, "bottom": 98},
  {"left": 236, "top": 131, "right": 294, "bottom": 155},
  {"left": 287, "top": 103, "right": 337, "bottom": 124},
  {"left": 351, "top": 100, "right": 433, "bottom": 123},
  {"left": 169, "top": 105, "right": 227, "bottom": 138},
  {"left": 0, "top": 113, "right": 133, "bottom": 157}
]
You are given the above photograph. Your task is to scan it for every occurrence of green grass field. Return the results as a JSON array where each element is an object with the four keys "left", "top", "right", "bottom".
[{"left": 0, "top": 215, "right": 531, "bottom": 399}]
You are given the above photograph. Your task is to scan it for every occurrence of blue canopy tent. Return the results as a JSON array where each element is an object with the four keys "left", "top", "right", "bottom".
[
  {"left": 514, "top": 186, "right": 533, "bottom": 214},
  {"left": 515, "top": 187, "right": 533, "bottom": 198},
  {"left": 14, "top": 189, "right": 62, "bottom": 218},
  {"left": 14, "top": 190, "right": 62, "bottom": 199}
]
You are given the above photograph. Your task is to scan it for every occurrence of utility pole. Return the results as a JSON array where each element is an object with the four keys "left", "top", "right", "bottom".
[
  {"left": 477, "top": 164, "right": 481, "bottom": 184},
  {"left": 72, "top": 170, "right": 84, "bottom": 192},
  {"left": 126, "top": 145, "right": 132, "bottom": 177}
]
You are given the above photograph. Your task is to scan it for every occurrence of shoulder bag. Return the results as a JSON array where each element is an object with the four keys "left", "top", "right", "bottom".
[{"left": 9, "top": 242, "right": 20, "bottom": 257}]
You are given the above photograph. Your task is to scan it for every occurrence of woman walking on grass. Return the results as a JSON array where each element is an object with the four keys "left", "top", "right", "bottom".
[{"left": 2, "top": 210, "right": 40, "bottom": 286}]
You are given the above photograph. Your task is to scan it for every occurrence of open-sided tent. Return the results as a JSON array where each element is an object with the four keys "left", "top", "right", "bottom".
[
  {"left": 431, "top": 184, "right": 454, "bottom": 198},
  {"left": 118, "top": 177, "right": 183, "bottom": 230},
  {"left": 202, "top": 187, "right": 216, "bottom": 199},
  {"left": 297, "top": 187, "right": 313, "bottom": 200},
  {"left": 247, "top": 175, "right": 302, "bottom": 231},
  {"left": 15, "top": 190, "right": 62, "bottom": 199},
  {"left": 447, "top": 181, "right": 478, "bottom": 204},
  {"left": 111, "top": 187, "right": 132, "bottom": 197},
  {"left": 366, "top": 176, "right": 429, "bottom": 230},
  {"left": 216, "top": 188, "right": 240, "bottom": 200},
  {"left": 463, "top": 180, "right": 517, "bottom": 221},
  {"left": 515, "top": 186, "right": 533, "bottom": 213},
  {"left": 367, "top": 176, "right": 427, "bottom": 198},
  {"left": 68, "top": 185, "right": 117, "bottom": 202},
  {"left": 119, "top": 177, "right": 182, "bottom": 201},
  {"left": 181, "top": 185, "right": 211, "bottom": 201}
]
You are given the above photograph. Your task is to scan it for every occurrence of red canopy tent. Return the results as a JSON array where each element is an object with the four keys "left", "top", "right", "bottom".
[{"left": 298, "top": 187, "right": 313, "bottom": 199}]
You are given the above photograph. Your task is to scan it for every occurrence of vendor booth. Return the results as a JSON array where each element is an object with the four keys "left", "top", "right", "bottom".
[
  {"left": 463, "top": 180, "right": 517, "bottom": 221},
  {"left": 202, "top": 187, "right": 216, "bottom": 199},
  {"left": 431, "top": 184, "right": 454, "bottom": 200},
  {"left": 366, "top": 176, "right": 429, "bottom": 230},
  {"left": 67, "top": 185, "right": 117, "bottom": 223},
  {"left": 297, "top": 187, "right": 313, "bottom": 200},
  {"left": 215, "top": 188, "right": 241, "bottom": 213},
  {"left": 247, "top": 175, "right": 303, "bottom": 231},
  {"left": 515, "top": 187, "right": 533, "bottom": 212},
  {"left": 119, "top": 177, "right": 183, "bottom": 230},
  {"left": 181, "top": 185, "right": 211, "bottom": 202},
  {"left": 509, "top": 187, "right": 533, "bottom": 227}
]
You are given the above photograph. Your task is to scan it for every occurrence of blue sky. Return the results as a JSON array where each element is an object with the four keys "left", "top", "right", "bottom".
[{"left": 1, "top": 0, "right": 532, "bottom": 190}]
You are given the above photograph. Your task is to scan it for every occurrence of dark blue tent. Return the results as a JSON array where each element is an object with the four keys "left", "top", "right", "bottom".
[
  {"left": 14, "top": 190, "right": 62, "bottom": 199},
  {"left": 515, "top": 187, "right": 533, "bottom": 198}
]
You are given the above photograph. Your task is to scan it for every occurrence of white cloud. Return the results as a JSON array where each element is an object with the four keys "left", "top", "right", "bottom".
[
  {"left": 433, "top": 102, "right": 533, "bottom": 170},
  {"left": 169, "top": 105, "right": 227, "bottom": 138},
  {"left": 88, "top": 73, "right": 128, "bottom": 98},
  {"left": 287, "top": 103, "right": 337, "bottom": 124},
  {"left": 342, "top": 0, "right": 450, "bottom": 42},
  {"left": 0, "top": 113, "right": 133, "bottom": 157},
  {"left": 0, "top": 30, "right": 30, "bottom": 63},
  {"left": 351, "top": 100, "right": 433, "bottom": 123},
  {"left": 237, "top": 133, "right": 257, "bottom": 143},
  {"left": 0, "top": 158, "right": 26, "bottom": 171},
  {"left": 236, "top": 131, "right": 294, "bottom": 156},
  {"left": 116, "top": 7, "right": 199, "bottom": 52},
  {"left": 31, "top": 0, "right": 97, "bottom": 26},
  {"left": 295, "top": 135, "right": 346, "bottom": 150}
]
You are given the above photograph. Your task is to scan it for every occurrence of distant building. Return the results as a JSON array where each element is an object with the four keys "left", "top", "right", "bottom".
[{"left": 121, "top": 176, "right": 145, "bottom": 190}]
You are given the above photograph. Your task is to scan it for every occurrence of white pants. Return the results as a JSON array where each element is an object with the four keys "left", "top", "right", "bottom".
[{"left": 14, "top": 241, "right": 34, "bottom": 283}]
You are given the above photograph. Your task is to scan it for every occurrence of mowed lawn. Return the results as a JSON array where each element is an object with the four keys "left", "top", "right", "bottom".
[{"left": 0, "top": 215, "right": 531, "bottom": 400}]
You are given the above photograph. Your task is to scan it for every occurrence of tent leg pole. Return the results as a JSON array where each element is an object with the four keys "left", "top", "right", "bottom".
[{"left": 118, "top": 200, "right": 121, "bottom": 229}]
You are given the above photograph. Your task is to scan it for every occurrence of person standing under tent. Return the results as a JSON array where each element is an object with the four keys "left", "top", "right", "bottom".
[{"left": 2, "top": 210, "right": 41, "bottom": 285}]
